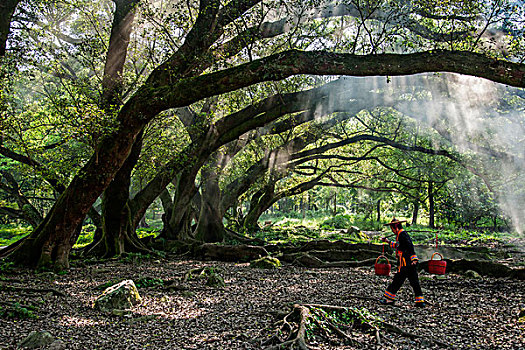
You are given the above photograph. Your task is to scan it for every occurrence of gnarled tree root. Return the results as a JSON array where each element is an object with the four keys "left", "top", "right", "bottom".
[
  {"left": 280, "top": 252, "right": 378, "bottom": 268},
  {"left": 0, "top": 284, "right": 65, "bottom": 297},
  {"left": 263, "top": 304, "right": 311, "bottom": 350},
  {"left": 263, "top": 303, "right": 451, "bottom": 349}
]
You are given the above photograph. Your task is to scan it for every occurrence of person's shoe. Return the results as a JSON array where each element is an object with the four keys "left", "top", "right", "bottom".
[
  {"left": 379, "top": 298, "right": 395, "bottom": 306},
  {"left": 414, "top": 296, "right": 426, "bottom": 307}
]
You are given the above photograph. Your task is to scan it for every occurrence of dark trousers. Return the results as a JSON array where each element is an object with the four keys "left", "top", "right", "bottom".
[{"left": 386, "top": 263, "right": 423, "bottom": 297}]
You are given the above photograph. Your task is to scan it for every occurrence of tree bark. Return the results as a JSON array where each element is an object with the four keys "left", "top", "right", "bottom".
[
  {"left": 162, "top": 169, "right": 199, "bottom": 240},
  {"left": 97, "top": 131, "right": 146, "bottom": 257},
  {"left": 194, "top": 176, "right": 225, "bottom": 243},
  {"left": 243, "top": 183, "right": 276, "bottom": 231},
  {"left": 412, "top": 200, "right": 419, "bottom": 225},
  {"left": 194, "top": 155, "right": 227, "bottom": 243},
  {"left": 428, "top": 181, "right": 435, "bottom": 228},
  {"left": 333, "top": 192, "right": 337, "bottom": 216},
  {"left": 0, "top": 0, "right": 20, "bottom": 57},
  {"left": 87, "top": 0, "right": 142, "bottom": 258},
  {"left": 101, "top": 0, "right": 139, "bottom": 108}
]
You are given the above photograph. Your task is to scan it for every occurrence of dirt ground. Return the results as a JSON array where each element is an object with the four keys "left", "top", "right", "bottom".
[{"left": 0, "top": 257, "right": 524, "bottom": 350}]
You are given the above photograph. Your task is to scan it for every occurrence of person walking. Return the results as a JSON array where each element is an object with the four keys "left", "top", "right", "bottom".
[{"left": 379, "top": 218, "right": 426, "bottom": 307}]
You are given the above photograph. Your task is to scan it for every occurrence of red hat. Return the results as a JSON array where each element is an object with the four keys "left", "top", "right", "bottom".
[{"left": 383, "top": 218, "right": 408, "bottom": 226}]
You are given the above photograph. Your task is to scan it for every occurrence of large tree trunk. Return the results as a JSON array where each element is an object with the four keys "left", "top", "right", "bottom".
[
  {"left": 0, "top": 0, "right": 20, "bottom": 57},
  {"left": 3, "top": 49, "right": 156, "bottom": 270},
  {"left": 4, "top": 182, "right": 99, "bottom": 270},
  {"left": 412, "top": 200, "right": 419, "bottom": 225},
  {"left": 428, "top": 181, "right": 435, "bottom": 228},
  {"left": 194, "top": 164, "right": 226, "bottom": 243},
  {"left": 160, "top": 170, "right": 198, "bottom": 240},
  {"left": 157, "top": 138, "right": 216, "bottom": 240},
  {"left": 243, "top": 184, "right": 276, "bottom": 231},
  {"left": 94, "top": 132, "right": 146, "bottom": 257},
  {"left": 82, "top": 0, "right": 141, "bottom": 259},
  {"left": 101, "top": 0, "right": 139, "bottom": 107},
  {"left": 333, "top": 192, "right": 337, "bottom": 216}
]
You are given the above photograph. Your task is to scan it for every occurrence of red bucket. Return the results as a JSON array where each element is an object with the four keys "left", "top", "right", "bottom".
[
  {"left": 428, "top": 252, "right": 447, "bottom": 275},
  {"left": 374, "top": 255, "right": 391, "bottom": 276}
]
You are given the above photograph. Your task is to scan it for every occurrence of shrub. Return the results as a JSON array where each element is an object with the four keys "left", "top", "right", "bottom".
[
  {"left": 0, "top": 303, "right": 36, "bottom": 319},
  {"left": 320, "top": 215, "right": 351, "bottom": 229}
]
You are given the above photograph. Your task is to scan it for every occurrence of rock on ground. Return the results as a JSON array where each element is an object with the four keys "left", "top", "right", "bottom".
[{"left": 94, "top": 279, "right": 141, "bottom": 313}]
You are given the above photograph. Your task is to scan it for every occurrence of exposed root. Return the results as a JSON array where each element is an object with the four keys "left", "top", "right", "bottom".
[
  {"left": 381, "top": 322, "right": 452, "bottom": 348},
  {"left": 0, "top": 284, "right": 65, "bottom": 297},
  {"left": 0, "top": 237, "right": 27, "bottom": 258},
  {"left": 280, "top": 252, "right": 378, "bottom": 268},
  {"left": 264, "top": 304, "right": 311, "bottom": 350},
  {"left": 264, "top": 303, "right": 452, "bottom": 349},
  {"left": 224, "top": 228, "right": 266, "bottom": 245}
]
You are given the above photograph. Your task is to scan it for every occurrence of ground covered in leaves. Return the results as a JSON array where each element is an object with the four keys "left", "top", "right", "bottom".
[{"left": 0, "top": 255, "right": 524, "bottom": 349}]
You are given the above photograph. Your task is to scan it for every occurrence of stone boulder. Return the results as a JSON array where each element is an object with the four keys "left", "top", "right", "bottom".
[
  {"left": 250, "top": 256, "right": 282, "bottom": 269},
  {"left": 94, "top": 280, "right": 141, "bottom": 313},
  {"left": 18, "top": 331, "right": 55, "bottom": 348},
  {"left": 339, "top": 226, "right": 369, "bottom": 242}
]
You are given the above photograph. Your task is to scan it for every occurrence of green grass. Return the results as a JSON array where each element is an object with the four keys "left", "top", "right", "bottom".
[
  {"left": 0, "top": 223, "right": 162, "bottom": 249},
  {"left": 253, "top": 214, "right": 513, "bottom": 246},
  {"left": 0, "top": 225, "right": 31, "bottom": 246},
  {"left": 73, "top": 226, "right": 161, "bottom": 249},
  {"left": 406, "top": 224, "right": 510, "bottom": 246}
]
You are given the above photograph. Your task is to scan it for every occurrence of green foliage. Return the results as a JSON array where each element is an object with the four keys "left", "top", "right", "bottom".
[
  {"left": 0, "top": 261, "right": 14, "bottom": 274},
  {"left": 250, "top": 256, "right": 281, "bottom": 269},
  {"left": 73, "top": 224, "right": 96, "bottom": 248},
  {"left": 350, "top": 219, "right": 383, "bottom": 231},
  {"left": 0, "top": 225, "right": 31, "bottom": 246},
  {"left": 136, "top": 227, "right": 161, "bottom": 239},
  {"left": 71, "top": 225, "right": 160, "bottom": 249},
  {"left": 320, "top": 215, "right": 351, "bottom": 229},
  {"left": 134, "top": 277, "right": 165, "bottom": 289},
  {"left": 0, "top": 303, "right": 36, "bottom": 319},
  {"left": 407, "top": 225, "right": 507, "bottom": 245}
]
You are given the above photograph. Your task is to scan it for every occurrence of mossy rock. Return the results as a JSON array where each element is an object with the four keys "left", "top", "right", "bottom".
[
  {"left": 181, "top": 291, "right": 195, "bottom": 298},
  {"left": 250, "top": 256, "right": 282, "bottom": 269},
  {"left": 347, "top": 227, "right": 369, "bottom": 241},
  {"left": 464, "top": 270, "right": 482, "bottom": 279},
  {"left": 94, "top": 280, "right": 142, "bottom": 313},
  {"left": 18, "top": 331, "right": 55, "bottom": 348}
]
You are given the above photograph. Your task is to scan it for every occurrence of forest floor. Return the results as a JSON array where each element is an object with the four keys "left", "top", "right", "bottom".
[{"left": 0, "top": 246, "right": 524, "bottom": 350}]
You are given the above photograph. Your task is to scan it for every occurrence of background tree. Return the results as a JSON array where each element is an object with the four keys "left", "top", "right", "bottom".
[{"left": 0, "top": 0, "right": 524, "bottom": 270}]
